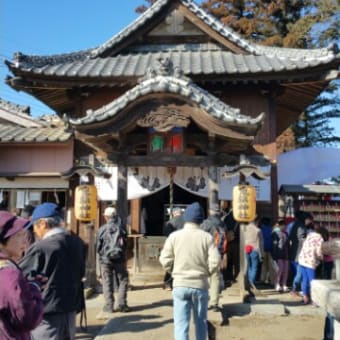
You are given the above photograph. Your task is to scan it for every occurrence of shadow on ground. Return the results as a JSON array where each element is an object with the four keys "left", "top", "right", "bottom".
[{"left": 98, "top": 314, "right": 173, "bottom": 335}]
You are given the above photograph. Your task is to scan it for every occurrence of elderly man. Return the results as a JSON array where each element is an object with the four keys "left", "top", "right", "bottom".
[
  {"left": 160, "top": 202, "right": 220, "bottom": 340},
  {"left": 96, "top": 206, "right": 129, "bottom": 314},
  {"left": 20, "top": 202, "right": 86, "bottom": 340}
]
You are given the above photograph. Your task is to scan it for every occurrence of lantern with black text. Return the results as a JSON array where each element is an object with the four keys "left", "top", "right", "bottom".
[
  {"left": 75, "top": 185, "right": 98, "bottom": 221},
  {"left": 232, "top": 185, "right": 256, "bottom": 222}
]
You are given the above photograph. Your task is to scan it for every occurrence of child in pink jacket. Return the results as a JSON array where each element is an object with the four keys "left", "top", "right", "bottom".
[{"left": 298, "top": 227, "right": 324, "bottom": 304}]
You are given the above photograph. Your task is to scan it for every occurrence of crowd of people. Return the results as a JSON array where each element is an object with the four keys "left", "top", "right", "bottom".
[
  {"left": 248, "top": 211, "right": 332, "bottom": 305},
  {"left": 160, "top": 202, "right": 335, "bottom": 340},
  {"left": 0, "top": 199, "right": 335, "bottom": 340}
]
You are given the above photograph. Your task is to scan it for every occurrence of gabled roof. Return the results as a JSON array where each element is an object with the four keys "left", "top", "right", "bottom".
[
  {"left": 90, "top": 0, "right": 256, "bottom": 57},
  {"left": 70, "top": 58, "right": 264, "bottom": 137},
  {"left": 88, "top": 0, "right": 338, "bottom": 61},
  {"left": 0, "top": 98, "right": 43, "bottom": 127},
  {"left": 4, "top": 0, "right": 339, "bottom": 118},
  {"left": 5, "top": 0, "right": 339, "bottom": 78},
  {"left": 0, "top": 124, "right": 72, "bottom": 143}
]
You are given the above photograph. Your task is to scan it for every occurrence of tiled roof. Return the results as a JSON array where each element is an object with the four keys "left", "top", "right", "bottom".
[
  {"left": 0, "top": 124, "right": 72, "bottom": 143},
  {"left": 0, "top": 98, "right": 45, "bottom": 127},
  {"left": 0, "top": 97, "right": 30, "bottom": 114},
  {"left": 70, "top": 62, "right": 264, "bottom": 128},
  {"left": 11, "top": 49, "right": 338, "bottom": 79},
  {"left": 5, "top": 0, "right": 339, "bottom": 80}
]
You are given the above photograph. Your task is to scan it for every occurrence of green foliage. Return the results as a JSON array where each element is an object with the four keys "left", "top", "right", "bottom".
[{"left": 293, "top": 80, "right": 340, "bottom": 147}]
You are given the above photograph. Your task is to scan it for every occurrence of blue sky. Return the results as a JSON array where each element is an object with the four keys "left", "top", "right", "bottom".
[
  {"left": 1, "top": 0, "right": 142, "bottom": 115},
  {"left": 0, "top": 0, "right": 339, "bottom": 137}
]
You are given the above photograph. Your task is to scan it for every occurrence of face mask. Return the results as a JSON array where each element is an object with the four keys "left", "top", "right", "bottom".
[{"left": 306, "top": 222, "right": 314, "bottom": 229}]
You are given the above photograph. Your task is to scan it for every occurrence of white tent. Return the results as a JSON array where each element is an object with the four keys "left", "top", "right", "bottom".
[{"left": 277, "top": 147, "right": 340, "bottom": 187}]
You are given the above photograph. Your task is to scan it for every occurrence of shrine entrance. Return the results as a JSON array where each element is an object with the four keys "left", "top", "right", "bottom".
[{"left": 142, "top": 183, "right": 207, "bottom": 236}]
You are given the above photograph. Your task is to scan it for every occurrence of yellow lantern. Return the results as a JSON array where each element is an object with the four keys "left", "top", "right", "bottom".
[
  {"left": 232, "top": 185, "right": 256, "bottom": 222},
  {"left": 74, "top": 185, "right": 98, "bottom": 221}
]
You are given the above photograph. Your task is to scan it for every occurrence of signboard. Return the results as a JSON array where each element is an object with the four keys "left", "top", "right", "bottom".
[
  {"left": 232, "top": 185, "right": 256, "bottom": 222},
  {"left": 74, "top": 185, "right": 98, "bottom": 221}
]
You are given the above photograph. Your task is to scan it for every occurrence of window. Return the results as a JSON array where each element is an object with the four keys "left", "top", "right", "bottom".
[{"left": 148, "top": 128, "right": 183, "bottom": 154}]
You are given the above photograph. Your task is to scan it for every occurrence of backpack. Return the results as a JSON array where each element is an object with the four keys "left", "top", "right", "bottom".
[
  {"left": 98, "top": 218, "right": 126, "bottom": 261},
  {"left": 214, "top": 227, "right": 228, "bottom": 255}
]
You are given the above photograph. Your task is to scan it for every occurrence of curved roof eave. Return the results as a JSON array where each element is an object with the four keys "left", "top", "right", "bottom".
[
  {"left": 70, "top": 74, "right": 264, "bottom": 129},
  {"left": 7, "top": 49, "right": 340, "bottom": 80}
]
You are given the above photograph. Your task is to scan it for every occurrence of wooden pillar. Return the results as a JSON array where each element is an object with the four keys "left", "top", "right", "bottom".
[
  {"left": 116, "top": 164, "right": 128, "bottom": 229},
  {"left": 84, "top": 222, "right": 96, "bottom": 287},
  {"left": 271, "top": 163, "right": 279, "bottom": 221},
  {"left": 268, "top": 91, "right": 278, "bottom": 221},
  {"left": 239, "top": 222, "right": 247, "bottom": 300},
  {"left": 208, "top": 166, "right": 219, "bottom": 214},
  {"left": 131, "top": 198, "right": 141, "bottom": 233},
  {"left": 208, "top": 134, "right": 218, "bottom": 214}
]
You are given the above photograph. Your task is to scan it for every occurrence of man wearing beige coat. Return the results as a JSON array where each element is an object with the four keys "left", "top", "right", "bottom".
[{"left": 159, "top": 202, "right": 220, "bottom": 340}]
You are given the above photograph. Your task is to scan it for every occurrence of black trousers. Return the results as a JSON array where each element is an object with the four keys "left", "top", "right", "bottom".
[{"left": 101, "top": 261, "right": 129, "bottom": 310}]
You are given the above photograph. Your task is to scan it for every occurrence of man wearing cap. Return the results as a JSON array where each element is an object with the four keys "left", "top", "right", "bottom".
[
  {"left": 159, "top": 202, "right": 220, "bottom": 340},
  {"left": 96, "top": 206, "right": 129, "bottom": 314},
  {"left": 19, "top": 202, "right": 86, "bottom": 340}
]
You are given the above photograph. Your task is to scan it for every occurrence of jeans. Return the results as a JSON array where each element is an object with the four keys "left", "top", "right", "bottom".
[
  {"left": 172, "top": 287, "right": 209, "bottom": 340},
  {"left": 292, "top": 262, "right": 302, "bottom": 291},
  {"left": 324, "top": 313, "right": 334, "bottom": 340},
  {"left": 246, "top": 250, "right": 260, "bottom": 286},
  {"left": 300, "top": 265, "right": 315, "bottom": 298}
]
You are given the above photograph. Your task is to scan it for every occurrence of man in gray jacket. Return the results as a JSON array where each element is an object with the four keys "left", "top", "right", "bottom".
[{"left": 159, "top": 202, "right": 220, "bottom": 340}]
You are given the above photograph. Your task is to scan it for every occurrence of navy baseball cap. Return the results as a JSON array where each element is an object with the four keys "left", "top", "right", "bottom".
[{"left": 29, "top": 202, "right": 63, "bottom": 226}]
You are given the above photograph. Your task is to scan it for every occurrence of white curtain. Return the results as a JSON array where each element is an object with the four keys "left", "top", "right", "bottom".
[
  {"left": 174, "top": 167, "right": 209, "bottom": 198},
  {"left": 95, "top": 165, "right": 271, "bottom": 201},
  {"left": 95, "top": 166, "right": 169, "bottom": 200},
  {"left": 95, "top": 166, "right": 271, "bottom": 201}
]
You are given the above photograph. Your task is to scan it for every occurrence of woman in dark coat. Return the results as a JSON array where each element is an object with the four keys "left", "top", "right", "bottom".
[
  {"left": 271, "top": 220, "right": 290, "bottom": 292},
  {"left": 0, "top": 211, "right": 44, "bottom": 340}
]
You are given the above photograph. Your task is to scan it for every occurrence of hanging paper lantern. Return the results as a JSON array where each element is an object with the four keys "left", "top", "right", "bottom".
[
  {"left": 74, "top": 185, "right": 98, "bottom": 221},
  {"left": 232, "top": 185, "right": 256, "bottom": 222}
]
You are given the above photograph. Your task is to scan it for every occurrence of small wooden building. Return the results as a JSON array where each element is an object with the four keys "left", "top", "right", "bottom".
[
  {"left": 0, "top": 98, "right": 73, "bottom": 213},
  {"left": 4, "top": 0, "right": 339, "bottom": 280}
]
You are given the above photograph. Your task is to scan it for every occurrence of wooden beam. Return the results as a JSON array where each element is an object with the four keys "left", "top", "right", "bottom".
[{"left": 107, "top": 154, "right": 240, "bottom": 167}]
